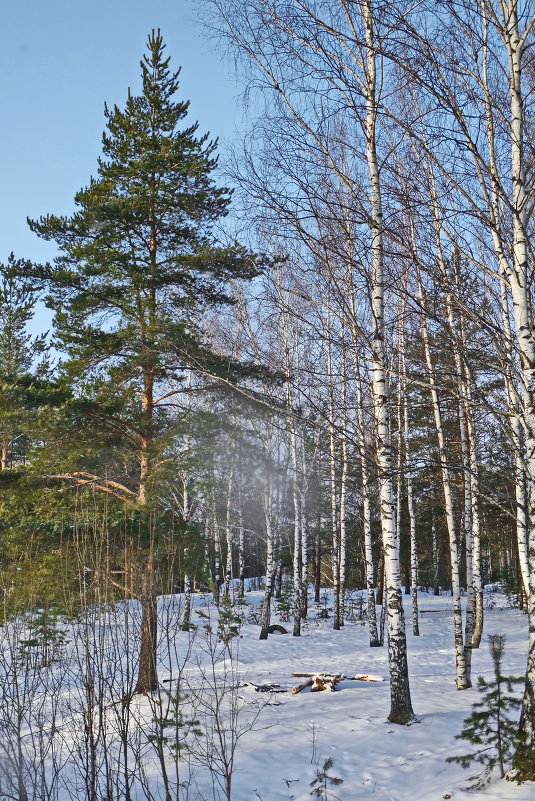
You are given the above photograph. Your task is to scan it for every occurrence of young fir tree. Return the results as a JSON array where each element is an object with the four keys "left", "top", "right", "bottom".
[
  {"left": 0, "top": 254, "right": 48, "bottom": 471},
  {"left": 447, "top": 634, "right": 523, "bottom": 788},
  {"left": 26, "top": 30, "right": 262, "bottom": 694}
]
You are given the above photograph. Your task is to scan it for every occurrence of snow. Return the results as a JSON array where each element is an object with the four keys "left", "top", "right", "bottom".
[
  {"left": 203, "top": 592, "right": 532, "bottom": 801},
  {"left": 1, "top": 589, "right": 533, "bottom": 801}
]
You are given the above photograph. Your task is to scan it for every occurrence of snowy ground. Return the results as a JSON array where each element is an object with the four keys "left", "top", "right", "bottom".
[
  {"left": 2, "top": 588, "right": 534, "bottom": 801},
  {"left": 173, "top": 589, "right": 533, "bottom": 801}
]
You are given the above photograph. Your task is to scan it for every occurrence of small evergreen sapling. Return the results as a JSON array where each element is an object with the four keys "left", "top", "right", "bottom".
[
  {"left": 18, "top": 607, "right": 70, "bottom": 668},
  {"left": 447, "top": 634, "right": 523, "bottom": 788},
  {"left": 275, "top": 580, "right": 294, "bottom": 622},
  {"left": 148, "top": 690, "right": 202, "bottom": 759},
  {"left": 309, "top": 757, "right": 343, "bottom": 800},
  {"left": 217, "top": 595, "right": 242, "bottom": 656},
  {"left": 196, "top": 595, "right": 242, "bottom": 657}
]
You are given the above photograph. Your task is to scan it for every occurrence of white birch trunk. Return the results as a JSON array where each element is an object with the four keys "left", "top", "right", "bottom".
[
  {"left": 300, "top": 425, "right": 309, "bottom": 619},
  {"left": 364, "top": 1, "right": 414, "bottom": 722},
  {"left": 327, "top": 319, "right": 341, "bottom": 630},
  {"left": 224, "top": 465, "right": 234, "bottom": 600},
  {"left": 499, "top": 278, "right": 530, "bottom": 601},
  {"left": 464, "top": 391, "right": 483, "bottom": 648},
  {"left": 415, "top": 259, "right": 469, "bottom": 690},
  {"left": 181, "top": 476, "right": 193, "bottom": 629},
  {"left": 432, "top": 516, "right": 440, "bottom": 595},
  {"left": 339, "top": 343, "right": 349, "bottom": 628},
  {"left": 501, "top": 3, "right": 535, "bottom": 763},
  {"left": 212, "top": 498, "right": 222, "bottom": 607},
  {"left": 400, "top": 343, "right": 419, "bottom": 636},
  {"left": 472, "top": 12, "right": 519, "bottom": 649},
  {"left": 395, "top": 355, "right": 405, "bottom": 595},
  {"left": 260, "top": 463, "right": 275, "bottom": 640},
  {"left": 353, "top": 342, "right": 380, "bottom": 647},
  {"left": 444, "top": 261, "right": 478, "bottom": 665},
  {"left": 237, "top": 503, "right": 245, "bottom": 601},
  {"left": 458, "top": 394, "right": 475, "bottom": 670},
  {"left": 481, "top": 7, "right": 530, "bottom": 605},
  {"left": 284, "top": 332, "right": 302, "bottom": 637},
  {"left": 290, "top": 414, "right": 302, "bottom": 637}
]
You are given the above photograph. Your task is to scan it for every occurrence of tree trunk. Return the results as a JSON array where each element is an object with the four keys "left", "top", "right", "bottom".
[
  {"left": 237, "top": 505, "right": 245, "bottom": 601},
  {"left": 285, "top": 337, "right": 302, "bottom": 637},
  {"left": 260, "top": 468, "right": 275, "bottom": 640},
  {"left": 400, "top": 338, "right": 419, "bottom": 636},
  {"left": 135, "top": 363, "right": 158, "bottom": 694},
  {"left": 464, "top": 382, "right": 483, "bottom": 649},
  {"left": 314, "top": 507, "right": 322, "bottom": 604},
  {"left": 339, "top": 348, "right": 348, "bottom": 628},
  {"left": 416, "top": 257, "right": 469, "bottom": 690},
  {"left": 135, "top": 591, "right": 158, "bottom": 694},
  {"left": 181, "top": 473, "right": 193, "bottom": 628},
  {"left": 458, "top": 400, "right": 475, "bottom": 675},
  {"left": 353, "top": 338, "right": 380, "bottom": 647},
  {"left": 182, "top": 569, "right": 193, "bottom": 629},
  {"left": 224, "top": 465, "right": 234, "bottom": 600},
  {"left": 1, "top": 439, "right": 8, "bottom": 470},
  {"left": 364, "top": 0, "right": 414, "bottom": 723},
  {"left": 432, "top": 517, "right": 440, "bottom": 595},
  {"left": 327, "top": 318, "right": 341, "bottom": 631},
  {"left": 504, "top": 4, "right": 535, "bottom": 771}
]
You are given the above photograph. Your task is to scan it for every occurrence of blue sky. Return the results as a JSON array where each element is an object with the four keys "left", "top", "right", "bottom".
[{"left": 0, "top": 0, "right": 241, "bottom": 289}]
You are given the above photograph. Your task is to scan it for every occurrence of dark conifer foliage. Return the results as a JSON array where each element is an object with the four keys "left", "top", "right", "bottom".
[
  {"left": 29, "top": 32, "right": 258, "bottom": 413},
  {"left": 22, "top": 30, "right": 263, "bottom": 692},
  {"left": 0, "top": 254, "right": 49, "bottom": 471},
  {"left": 447, "top": 635, "right": 523, "bottom": 787},
  {"left": 24, "top": 30, "right": 263, "bottom": 500}
]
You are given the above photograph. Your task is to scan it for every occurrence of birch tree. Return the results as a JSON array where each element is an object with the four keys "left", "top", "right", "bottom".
[
  {"left": 204, "top": 0, "right": 415, "bottom": 721},
  {"left": 400, "top": 0, "right": 535, "bottom": 766}
]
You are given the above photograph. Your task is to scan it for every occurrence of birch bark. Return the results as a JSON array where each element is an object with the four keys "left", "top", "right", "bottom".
[
  {"left": 353, "top": 334, "right": 380, "bottom": 647},
  {"left": 327, "top": 315, "right": 341, "bottom": 630},
  {"left": 363, "top": 1, "right": 414, "bottom": 722},
  {"left": 224, "top": 465, "right": 234, "bottom": 601},
  {"left": 415, "top": 257, "right": 470, "bottom": 690},
  {"left": 479, "top": 3, "right": 530, "bottom": 607},
  {"left": 400, "top": 338, "right": 419, "bottom": 636},
  {"left": 283, "top": 316, "right": 303, "bottom": 636},
  {"left": 260, "top": 456, "right": 275, "bottom": 640},
  {"left": 339, "top": 342, "right": 349, "bottom": 628},
  {"left": 500, "top": 2, "right": 535, "bottom": 767}
]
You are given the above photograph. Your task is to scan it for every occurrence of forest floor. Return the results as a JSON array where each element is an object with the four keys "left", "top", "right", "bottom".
[
  {"left": 162, "top": 587, "right": 534, "bottom": 801},
  {"left": 5, "top": 587, "right": 535, "bottom": 801}
]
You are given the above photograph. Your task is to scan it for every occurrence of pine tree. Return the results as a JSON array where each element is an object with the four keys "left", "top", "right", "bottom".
[
  {"left": 25, "top": 30, "right": 262, "bottom": 693},
  {"left": 447, "top": 634, "right": 523, "bottom": 788},
  {"left": 0, "top": 254, "right": 49, "bottom": 471}
]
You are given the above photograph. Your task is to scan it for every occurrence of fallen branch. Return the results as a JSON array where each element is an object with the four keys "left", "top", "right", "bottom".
[
  {"left": 292, "top": 677, "right": 314, "bottom": 694},
  {"left": 291, "top": 673, "right": 343, "bottom": 693},
  {"left": 290, "top": 672, "right": 384, "bottom": 694},
  {"left": 267, "top": 624, "right": 288, "bottom": 634},
  {"left": 242, "top": 682, "right": 287, "bottom": 693}
]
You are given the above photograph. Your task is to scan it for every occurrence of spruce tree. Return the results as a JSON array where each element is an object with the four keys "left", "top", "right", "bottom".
[
  {"left": 25, "top": 30, "right": 262, "bottom": 693},
  {"left": 447, "top": 634, "right": 523, "bottom": 788}
]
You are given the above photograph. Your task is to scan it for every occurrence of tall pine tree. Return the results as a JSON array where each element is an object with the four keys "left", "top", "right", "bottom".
[{"left": 26, "top": 30, "right": 262, "bottom": 693}]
